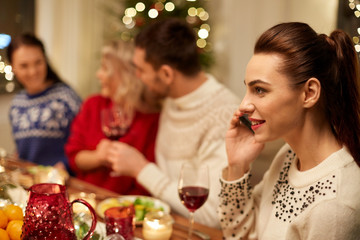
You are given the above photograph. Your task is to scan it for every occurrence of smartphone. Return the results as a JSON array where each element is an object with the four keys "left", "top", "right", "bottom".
[{"left": 239, "top": 114, "right": 254, "bottom": 133}]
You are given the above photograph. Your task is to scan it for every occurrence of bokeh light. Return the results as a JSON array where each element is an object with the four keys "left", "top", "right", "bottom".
[
  {"left": 154, "top": 2, "right": 164, "bottom": 11},
  {"left": 121, "top": 31, "right": 132, "bottom": 41},
  {"left": 188, "top": 7, "right": 197, "bottom": 17},
  {"left": 201, "top": 24, "right": 210, "bottom": 32},
  {"left": 196, "top": 39, "right": 207, "bottom": 48},
  {"left": 198, "top": 29, "right": 209, "bottom": 39},
  {"left": 199, "top": 11, "right": 209, "bottom": 21},
  {"left": 148, "top": 9, "right": 159, "bottom": 18},
  {"left": 354, "top": 36, "right": 359, "bottom": 44},
  {"left": 122, "top": 16, "right": 133, "bottom": 25},
  {"left": 355, "top": 44, "right": 360, "bottom": 52},
  {"left": 165, "top": 2, "right": 175, "bottom": 11},
  {"left": 125, "top": 20, "right": 136, "bottom": 29},
  {"left": 4, "top": 65, "right": 12, "bottom": 74},
  {"left": 125, "top": 8, "right": 137, "bottom": 17},
  {"left": 0, "top": 62, "right": 4, "bottom": 73},
  {"left": 5, "top": 82, "right": 15, "bottom": 92},
  {"left": 135, "top": 2, "right": 146, "bottom": 12},
  {"left": 5, "top": 72, "right": 14, "bottom": 81},
  {"left": 117, "top": 0, "right": 213, "bottom": 69}
]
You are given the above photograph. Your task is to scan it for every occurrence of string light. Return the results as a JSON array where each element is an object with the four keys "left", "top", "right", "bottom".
[
  {"left": 188, "top": 7, "right": 197, "bottom": 17},
  {"left": 0, "top": 33, "right": 15, "bottom": 93},
  {"left": 122, "top": 16, "right": 133, "bottom": 25},
  {"left": 148, "top": 9, "right": 159, "bottom": 18},
  {"left": 135, "top": 2, "right": 146, "bottom": 12},
  {"left": 164, "top": 2, "right": 175, "bottom": 11},
  {"left": 348, "top": 0, "right": 360, "bottom": 55},
  {"left": 198, "top": 28, "right": 209, "bottom": 39},
  {"left": 154, "top": 2, "right": 164, "bottom": 11},
  {"left": 0, "top": 62, "right": 5, "bottom": 73},
  {"left": 0, "top": 58, "right": 15, "bottom": 92},
  {"left": 117, "top": 0, "right": 213, "bottom": 68},
  {"left": 120, "top": 0, "right": 211, "bottom": 49},
  {"left": 6, "top": 82, "right": 15, "bottom": 92},
  {"left": 125, "top": 8, "right": 137, "bottom": 17}
]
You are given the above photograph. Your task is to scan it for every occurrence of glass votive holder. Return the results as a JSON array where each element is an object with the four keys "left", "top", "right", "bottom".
[
  {"left": 105, "top": 233, "right": 126, "bottom": 240},
  {"left": 105, "top": 206, "right": 135, "bottom": 240},
  {"left": 142, "top": 211, "right": 174, "bottom": 240}
]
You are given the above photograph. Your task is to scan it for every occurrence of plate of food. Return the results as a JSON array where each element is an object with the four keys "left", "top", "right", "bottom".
[
  {"left": 96, "top": 195, "right": 171, "bottom": 224},
  {"left": 9, "top": 165, "right": 69, "bottom": 188}
]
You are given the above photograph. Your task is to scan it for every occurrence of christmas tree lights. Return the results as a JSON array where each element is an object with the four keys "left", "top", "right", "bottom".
[
  {"left": 105, "top": 0, "right": 214, "bottom": 69},
  {"left": 348, "top": 0, "right": 360, "bottom": 55},
  {"left": 0, "top": 34, "right": 15, "bottom": 93}
]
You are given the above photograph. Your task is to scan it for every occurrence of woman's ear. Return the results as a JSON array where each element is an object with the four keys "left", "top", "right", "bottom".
[
  {"left": 158, "top": 64, "right": 174, "bottom": 86},
  {"left": 302, "top": 77, "right": 321, "bottom": 108}
]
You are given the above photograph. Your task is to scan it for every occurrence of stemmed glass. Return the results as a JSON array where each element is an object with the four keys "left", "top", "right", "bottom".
[
  {"left": 178, "top": 162, "right": 209, "bottom": 240},
  {"left": 101, "top": 106, "right": 134, "bottom": 140}
]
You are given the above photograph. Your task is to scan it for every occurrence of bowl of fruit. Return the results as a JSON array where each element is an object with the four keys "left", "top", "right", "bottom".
[{"left": 0, "top": 204, "right": 24, "bottom": 240}]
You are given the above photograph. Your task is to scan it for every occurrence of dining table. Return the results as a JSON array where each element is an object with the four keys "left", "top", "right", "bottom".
[{"left": 0, "top": 155, "right": 224, "bottom": 240}]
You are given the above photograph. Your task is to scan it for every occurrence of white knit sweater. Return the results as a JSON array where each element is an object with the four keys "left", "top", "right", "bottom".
[
  {"left": 219, "top": 144, "right": 360, "bottom": 239},
  {"left": 137, "top": 74, "right": 240, "bottom": 228}
]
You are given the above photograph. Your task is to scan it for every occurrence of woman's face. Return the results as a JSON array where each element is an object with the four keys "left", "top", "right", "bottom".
[
  {"left": 96, "top": 57, "right": 120, "bottom": 99},
  {"left": 11, "top": 45, "right": 48, "bottom": 95},
  {"left": 240, "top": 53, "right": 304, "bottom": 143}
]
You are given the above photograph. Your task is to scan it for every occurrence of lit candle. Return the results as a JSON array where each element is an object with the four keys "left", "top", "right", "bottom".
[{"left": 142, "top": 211, "right": 173, "bottom": 240}]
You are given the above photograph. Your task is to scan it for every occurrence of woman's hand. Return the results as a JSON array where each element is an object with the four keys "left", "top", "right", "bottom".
[
  {"left": 95, "top": 139, "right": 112, "bottom": 167},
  {"left": 74, "top": 139, "right": 113, "bottom": 171},
  {"left": 107, "top": 142, "right": 148, "bottom": 177},
  {"left": 225, "top": 109, "right": 264, "bottom": 180}
]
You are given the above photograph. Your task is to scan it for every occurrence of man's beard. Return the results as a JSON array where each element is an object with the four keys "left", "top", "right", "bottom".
[{"left": 152, "top": 76, "right": 170, "bottom": 99}]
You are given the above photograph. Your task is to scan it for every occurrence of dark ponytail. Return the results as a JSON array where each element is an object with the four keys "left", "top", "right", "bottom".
[
  {"left": 326, "top": 31, "right": 360, "bottom": 165},
  {"left": 254, "top": 22, "right": 360, "bottom": 166}
]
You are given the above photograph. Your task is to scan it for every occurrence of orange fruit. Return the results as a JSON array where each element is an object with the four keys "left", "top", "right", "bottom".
[
  {"left": 0, "top": 209, "right": 8, "bottom": 229},
  {"left": 3, "top": 205, "right": 23, "bottom": 221},
  {"left": 0, "top": 228, "right": 9, "bottom": 240},
  {"left": 6, "top": 220, "right": 23, "bottom": 240}
]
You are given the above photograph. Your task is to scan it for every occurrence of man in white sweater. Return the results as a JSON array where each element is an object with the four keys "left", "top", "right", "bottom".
[{"left": 107, "top": 18, "right": 240, "bottom": 228}]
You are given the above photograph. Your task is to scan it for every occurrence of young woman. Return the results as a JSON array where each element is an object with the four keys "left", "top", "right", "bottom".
[
  {"left": 7, "top": 33, "right": 82, "bottom": 173},
  {"left": 219, "top": 22, "right": 360, "bottom": 239},
  {"left": 65, "top": 40, "right": 161, "bottom": 195}
]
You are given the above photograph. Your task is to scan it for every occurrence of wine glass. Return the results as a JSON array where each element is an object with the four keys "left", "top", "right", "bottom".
[
  {"left": 101, "top": 106, "right": 134, "bottom": 140},
  {"left": 178, "top": 162, "right": 209, "bottom": 240}
]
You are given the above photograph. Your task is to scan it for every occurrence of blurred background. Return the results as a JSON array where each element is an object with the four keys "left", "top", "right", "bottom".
[{"left": 0, "top": 0, "right": 359, "bottom": 183}]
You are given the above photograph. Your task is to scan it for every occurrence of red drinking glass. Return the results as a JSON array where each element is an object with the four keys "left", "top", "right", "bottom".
[
  {"left": 104, "top": 206, "right": 135, "bottom": 240},
  {"left": 22, "top": 183, "right": 97, "bottom": 240}
]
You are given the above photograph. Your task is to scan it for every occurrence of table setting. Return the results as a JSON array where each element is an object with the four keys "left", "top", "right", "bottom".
[{"left": 0, "top": 152, "right": 223, "bottom": 240}]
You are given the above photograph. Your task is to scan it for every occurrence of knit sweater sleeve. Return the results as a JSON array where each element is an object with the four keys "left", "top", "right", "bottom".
[
  {"left": 287, "top": 199, "right": 360, "bottom": 240},
  {"left": 218, "top": 144, "right": 291, "bottom": 239},
  {"left": 218, "top": 170, "right": 263, "bottom": 240}
]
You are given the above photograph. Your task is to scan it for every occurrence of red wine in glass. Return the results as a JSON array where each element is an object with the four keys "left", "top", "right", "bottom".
[
  {"left": 102, "top": 125, "right": 125, "bottom": 140},
  {"left": 178, "top": 163, "right": 209, "bottom": 240},
  {"left": 179, "top": 186, "right": 209, "bottom": 212},
  {"left": 101, "top": 106, "right": 134, "bottom": 140}
]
